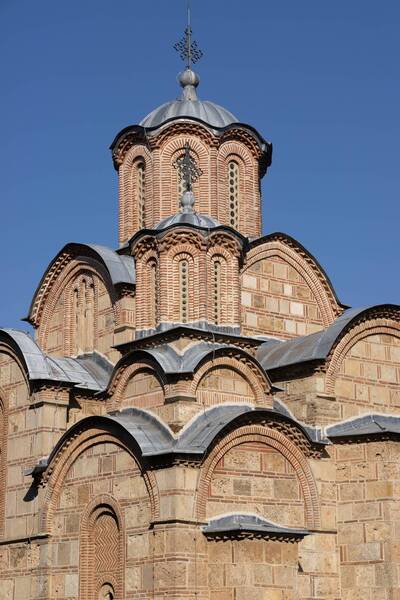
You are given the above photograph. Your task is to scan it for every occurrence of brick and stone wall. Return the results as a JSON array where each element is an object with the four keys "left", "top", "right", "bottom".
[{"left": 117, "top": 124, "right": 264, "bottom": 244}]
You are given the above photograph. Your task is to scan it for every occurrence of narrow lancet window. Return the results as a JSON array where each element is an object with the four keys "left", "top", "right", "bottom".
[
  {"left": 137, "top": 162, "right": 145, "bottom": 228},
  {"left": 179, "top": 259, "right": 189, "bottom": 323},
  {"left": 228, "top": 160, "right": 239, "bottom": 228},
  {"left": 149, "top": 260, "right": 157, "bottom": 327},
  {"left": 213, "top": 260, "right": 221, "bottom": 324},
  {"left": 177, "top": 158, "right": 186, "bottom": 204},
  {"left": 72, "top": 277, "right": 95, "bottom": 355}
]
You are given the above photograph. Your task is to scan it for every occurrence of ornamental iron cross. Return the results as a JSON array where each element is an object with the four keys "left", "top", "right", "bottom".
[
  {"left": 173, "top": 6, "right": 203, "bottom": 69},
  {"left": 173, "top": 142, "right": 203, "bottom": 192}
]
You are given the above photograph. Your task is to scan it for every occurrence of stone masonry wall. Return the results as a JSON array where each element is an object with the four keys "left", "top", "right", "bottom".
[
  {"left": 336, "top": 439, "right": 400, "bottom": 599},
  {"left": 334, "top": 333, "right": 400, "bottom": 421},
  {"left": 241, "top": 256, "right": 325, "bottom": 339}
]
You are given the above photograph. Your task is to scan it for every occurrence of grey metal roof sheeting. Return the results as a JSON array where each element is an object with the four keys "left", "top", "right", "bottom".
[
  {"left": 77, "top": 403, "right": 324, "bottom": 459},
  {"left": 155, "top": 212, "right": 220, "bottom": 230},
  {"left": 140, "top": 99, "right": 238, "bottom": 129},
  {"left": 110, "top": 405, "right": 256, "bottom": 457},
  {"left": 202, "top": 514, "right": 309, "bottom": 538},
  {"left": 132, "top": 322, "right": 242, "bottom": 342},
  {"left": 143, "top": 341, "right": 229, "bottom": 375},
  {"left": 0, "top": 329, "right": 55, "bottom": 381},
  {"left": 108, "top": 407, "right": 173, "bottom": 454},
  {"left": 0, "top": 329, "right": 111, "bottom": 391},
  {"left": 83, "top": 244, "right": 135, "bottom": 286},
  {"left": 257, "top": 306, "right": 381, "bottom": 372},
  {"left": 50, "top": 354, "right": 113, "bottom": 391},
  {"left": 326, "top": 414, "right": 400, "bottom": 439}
]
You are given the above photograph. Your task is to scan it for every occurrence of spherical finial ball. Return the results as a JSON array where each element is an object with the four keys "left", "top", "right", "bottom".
[
  {"left": 180, "top": 190, "right": 196, "bottom": 213},
  {"left": 179, "top": 68, "right": 200, "bottom": 88}
]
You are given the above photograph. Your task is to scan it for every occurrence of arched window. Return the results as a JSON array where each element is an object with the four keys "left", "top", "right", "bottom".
[
  {"left": 228, "top": 160, "right": 239, "bottom": 228},
  {"left": 179, "top": 259, "right": 189, "bottom": 323},
  {"left": 72, "top": 276, "right": 95, "bottom": 355},
  {"left": 149, "top": 260, "right": 157, "bottom": 328},
  {"left": 136, "top": 161, "right": 145, "bottom": 228},
  {"left": 213, "top": 259, "right": 221, "bottom": 324},
  {"left": 177, "top": 160, "right": 186, "bottom": 204}
]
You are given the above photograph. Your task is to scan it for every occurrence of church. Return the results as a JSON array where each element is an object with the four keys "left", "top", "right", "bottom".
[{"left": 0, "top": 21, "right": 399, "bottom": 600}]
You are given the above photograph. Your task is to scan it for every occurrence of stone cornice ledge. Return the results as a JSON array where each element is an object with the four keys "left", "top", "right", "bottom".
[{"left": 202, "top": 514, "right": 309, "bottom": 542}]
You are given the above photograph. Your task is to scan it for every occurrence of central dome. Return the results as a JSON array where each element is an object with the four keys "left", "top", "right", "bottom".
[{"left": 140, "top": 68, "right": 238, "bottom": 129}]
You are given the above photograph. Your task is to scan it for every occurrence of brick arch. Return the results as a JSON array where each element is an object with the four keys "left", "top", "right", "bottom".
[
  {"left": 160, "top": 240, "right": 204, "bottom": 323},
  {"left": 37, "top": 259, "right": 119, "bottom": 353},
  {"left": 326, "top": 318, "right": 400, "bottom": 394},
  {"left": 206, "top": 245, "right": 232, "bottom": 263},
  {"left": 41, "top": 426, "right": 159, "bottom": 533},
  {"left": 243, "top": 241, "right": 339, "bottom": 327},
  {"left": 79, "top": 494, "right": 125, "bottom": 600},
  {"left": 160, "top": 135, "right": 210, "bottom": 217},
  {"left": 108, "top": 361, "right": 165, "bottom": 412},
  {"left": 135, "top": 248, "right": 159, "bottom": 330},
  {"left": 206, "top": 247, "right": 239, "bottom": 325},
  {"left": 217, "top": 141, "right": 259, "bottom": 235},
  {"left": 191, "top": 354, "right": 271, "bottom": 405},
  {"left": 195, "top": 424, "right": 321, "bottom": 529},
  {"left": 119, "top": 145, "right": 153, "bottom": 244}
]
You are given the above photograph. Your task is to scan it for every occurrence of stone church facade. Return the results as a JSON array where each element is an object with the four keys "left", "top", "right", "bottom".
[{"left": 0, "top": 44, "right": 399, "bottom": 600}]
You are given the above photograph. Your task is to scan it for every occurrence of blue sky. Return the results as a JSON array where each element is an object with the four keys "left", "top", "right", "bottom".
[{"left": 0, "top": 0, "right": 399, "bottom": 330}]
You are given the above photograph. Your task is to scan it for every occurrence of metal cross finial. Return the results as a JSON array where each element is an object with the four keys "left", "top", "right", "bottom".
[
  {"left": 173, "top": 4, "right": 203, "bottom": 69},
  {"left": 173, "top": 142, "right": 203, "bottom": 193}
]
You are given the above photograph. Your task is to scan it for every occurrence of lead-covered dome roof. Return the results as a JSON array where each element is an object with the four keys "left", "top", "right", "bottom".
[
  {"left": 140, "top": 68, "right": 238, "bottom": 129},
  {"left": 155, "top": 211, "right": 220, "bottom": 230}
]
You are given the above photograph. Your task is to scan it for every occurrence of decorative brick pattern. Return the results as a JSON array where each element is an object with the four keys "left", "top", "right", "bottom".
[
  {"left": 79, "top": 495, "right": 124, "bottom": 600},
  {"left": 36, "top": 258, "right": 120, "bottom": 362},
  {"left": 2, "top": 70, "right": 399, "bottom": 600},
  {"left": 196, "top": 426, "right": 321, "bottom": 529},
  {"left": 241, "top": 239, "right": 342, "bottom": 339},
  {"left": 191, "top": 354, "right": 272, "bottom": 406},
  {"left": 117, "top": 122, "right": 264, "bottom": 240},
  {"left": 197, "top": 366, "right": 255, "bottom": 407}
]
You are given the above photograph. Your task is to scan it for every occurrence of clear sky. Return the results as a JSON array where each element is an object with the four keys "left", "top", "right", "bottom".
[{"left": 0, "top": 0, "right": 399, "bottom": 330}]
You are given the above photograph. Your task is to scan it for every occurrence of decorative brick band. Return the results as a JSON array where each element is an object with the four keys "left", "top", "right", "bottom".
[{"left": 195, "top": 425, "right": 321, "bottom": 529}]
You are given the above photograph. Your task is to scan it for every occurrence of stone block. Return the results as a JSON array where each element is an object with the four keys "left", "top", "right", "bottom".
[
  {"left": 127, "top": 533, "right": 149, "bottom": 560},
  {"left": 225, "top": 563, "right": 251, "bottom": 586},
  {"left": 126, "top": 566, "right": 141, "bottom": 591},
  {"left": 0, "top": 580, "right": 14, "bottom": 600},
  {"left": 154, "top": 561, "right": 187, "bottom": 588},
  {"left": 233, "top": 539, "right": 264, "bottom": 563},
  {"left": 313, "top": 575, "right": 340, "bottom": 597},
  {"left": 366, "top": 481, "right": 393, "bottom": 499},
  {"left": 252, "top": 563, "right": 272, "bottom": 585},
  {"left": 208, "top": 563, "right": 224, "bottom": 588},
  {"left": 125, "top": 502, "right": 151, "bottom": 528},
  {"left": 208, "top": 540, "right": 232, "bottom": 563},
  {"left": 346, "top": 542, "right": 381, "bottom": 562}
]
